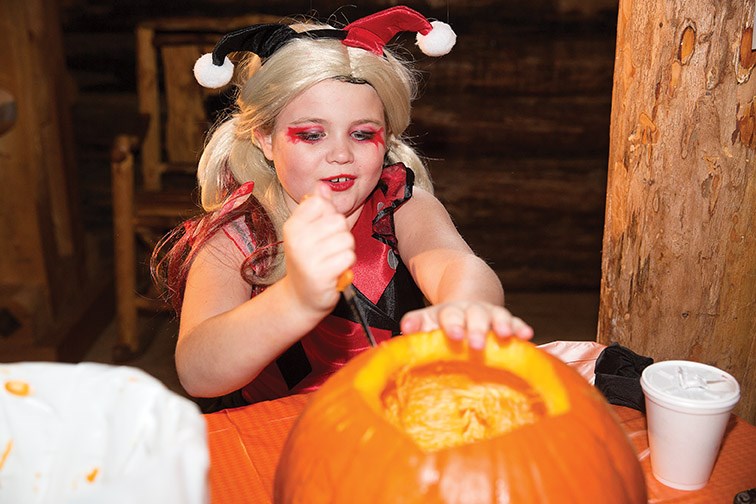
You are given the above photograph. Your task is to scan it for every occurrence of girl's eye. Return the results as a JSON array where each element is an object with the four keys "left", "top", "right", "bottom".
[
  {"left": 352, "top": 128, "right": 384, "bottom": 144},
  {"left": 351, "top": 130, "right": 375, "bottom": 141},
  {"left": 299, "top": 130, "right": 325, "bottom": 142},
  {"left": 286, "top": 127, "right": 325, "bottom": 144}
]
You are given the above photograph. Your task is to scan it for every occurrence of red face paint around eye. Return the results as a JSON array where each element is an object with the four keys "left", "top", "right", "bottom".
[
  {"left": 360, "top": 127, "right": 385, "bottom": 148},
  {"left": 286, "top": 126, "right": 324, "bottom": 144}
]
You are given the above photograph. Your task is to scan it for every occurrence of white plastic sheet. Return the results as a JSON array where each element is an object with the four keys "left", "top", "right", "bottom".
[{"left": 0, "top": 362, "right": 208, "bottom": 504}]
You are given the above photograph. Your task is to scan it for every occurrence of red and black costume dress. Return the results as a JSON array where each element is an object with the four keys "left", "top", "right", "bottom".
[{"left": 220, "top": 163, "right": 425, "bottom": 405}]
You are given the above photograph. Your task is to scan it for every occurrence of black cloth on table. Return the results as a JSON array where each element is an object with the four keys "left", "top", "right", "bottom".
[{"left": 594, "top": 342, "right": 654, "bottom": 412}]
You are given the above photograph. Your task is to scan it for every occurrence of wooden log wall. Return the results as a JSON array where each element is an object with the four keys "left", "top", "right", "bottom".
[{"left": 60, "top": 0, "right": 619, "bottom": 293}]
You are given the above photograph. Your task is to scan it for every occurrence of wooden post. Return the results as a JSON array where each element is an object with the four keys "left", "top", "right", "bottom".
[
  {"left": 111, "top": 135, "right": 140, "bottom": 357},
  {"left": 599, "top": 0, "right": 756, "bottom": 423},
  {"left": 0, "top": 0, "right": 110, "bottom": 361},
  {"left": 136, "top": 25, "right": 163, "bottom": 191},
  {"left": 0, "top": 0, "right": 69, "bottom": 340}
]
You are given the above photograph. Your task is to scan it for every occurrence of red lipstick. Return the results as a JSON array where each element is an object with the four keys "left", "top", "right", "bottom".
[{"left": 321, "top": 175, "right": 356, "bottom": 192}]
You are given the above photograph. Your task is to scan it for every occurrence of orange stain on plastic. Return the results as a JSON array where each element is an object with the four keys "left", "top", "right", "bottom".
[
  {"left": 0, "top": 441, "right": 12, "bottom": 470},
  {"left": 4, "top": 380, "right": 30, "bottom": 396},
  {"left": 86, "top": 467, "right": 99, "bottom": 483}
]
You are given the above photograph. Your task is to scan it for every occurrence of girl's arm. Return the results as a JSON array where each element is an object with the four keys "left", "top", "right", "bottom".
[
  {"left": 176, "top": 192, "right": 354, "bottom": 398},
  {"left": 395, "top": 187, "right": 533, "bottom": 349}
]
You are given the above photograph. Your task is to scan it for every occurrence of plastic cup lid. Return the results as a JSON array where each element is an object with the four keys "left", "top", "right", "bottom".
[{"left": 641, "top": 360, "right": 740, "bottom": 411}]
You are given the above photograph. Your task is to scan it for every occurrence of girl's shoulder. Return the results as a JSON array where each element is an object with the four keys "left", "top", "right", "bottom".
[
  {"left": 221, "top": 216, "right": 256, "bottom": 255},
  {"left": 205, "top": 181, "right": 259, "bottom": 255}
]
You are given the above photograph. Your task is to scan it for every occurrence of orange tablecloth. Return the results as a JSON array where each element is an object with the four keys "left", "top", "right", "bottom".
[{"left": 204, "top": 342, "right": 756, "bottom": 503}]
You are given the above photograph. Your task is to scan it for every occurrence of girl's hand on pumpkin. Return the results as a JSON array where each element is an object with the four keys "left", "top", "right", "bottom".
[
  {"left": 400, "top": 302, "right": 533, "bottom": 350},
  {"left": 282, "top": 184, "right": 355, "bottom": 314}
]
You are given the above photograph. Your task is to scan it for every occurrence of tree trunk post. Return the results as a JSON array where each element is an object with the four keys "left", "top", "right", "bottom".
[{"left": 599, "top": 0, "right": 756, "bottom": 422}]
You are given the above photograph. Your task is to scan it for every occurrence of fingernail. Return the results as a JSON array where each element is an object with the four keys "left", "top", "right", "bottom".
[
  {"left": 447, "top": 327, "right": 464, "bottom": 340},
  {"left": 520, "top": 326, "right": 535, "bottom": 339},
  {"left": 470, "top": 335, "right": 485, "bottom": 350},
  {"left": 495, "top": 323, "right": 513, "bottom": 337}
]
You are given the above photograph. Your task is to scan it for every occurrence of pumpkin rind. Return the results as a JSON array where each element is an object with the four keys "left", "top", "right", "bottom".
[{"left": 274, "top": 331, "right": 646, "bottom": 503}]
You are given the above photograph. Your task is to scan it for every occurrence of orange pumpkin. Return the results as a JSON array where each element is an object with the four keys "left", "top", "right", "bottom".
[{"left": 274, "top": 331, "right": 646, "bottom": 503}]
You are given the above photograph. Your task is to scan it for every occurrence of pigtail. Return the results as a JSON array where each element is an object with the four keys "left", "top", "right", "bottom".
[
  {"left": 153, "top": 113, "right": 287, "bottom": 313},
  {"left": 197, "top": 118, "right": 241, "bottom": 211},
  {"left": 226, "top": 126, "right": 278, "bottom": 202},
  {"left": 151, "top": 186, "right": 281, "bottom": 315}
]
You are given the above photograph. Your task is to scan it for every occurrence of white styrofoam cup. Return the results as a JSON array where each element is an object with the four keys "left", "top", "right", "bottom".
[{"left": 640, "top": 360, "right": 740, "bottom": 491}]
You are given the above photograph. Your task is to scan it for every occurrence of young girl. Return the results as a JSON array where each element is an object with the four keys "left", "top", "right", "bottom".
[{"left": 153, "top": 6, "right": 533, "bottom": 408}]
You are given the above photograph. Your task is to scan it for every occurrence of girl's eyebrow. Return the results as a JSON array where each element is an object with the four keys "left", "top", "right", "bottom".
[
  {"left": 284, "top": 118, "right": 384, "bottom": 128},
  {"left": 350, "top": 118, "right": 384, "bottom": 128},
  {"left": 288, "top": 118, "right": 325, "bottom": 125}
]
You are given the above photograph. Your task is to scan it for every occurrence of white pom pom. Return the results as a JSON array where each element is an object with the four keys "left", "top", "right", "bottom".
[
  {"left": 416, "top": 20, "right": 457, "bottom": 57},
  {"left": 193, "top": 53, "right": 234, "bottom": 89}
]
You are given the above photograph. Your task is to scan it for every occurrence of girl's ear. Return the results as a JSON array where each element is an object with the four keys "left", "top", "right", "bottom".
[{"left": 254, "top": 130, "right": 274, "bottom": 160}]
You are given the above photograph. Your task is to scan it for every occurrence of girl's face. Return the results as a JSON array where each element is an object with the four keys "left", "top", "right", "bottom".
[{"left": 256, "top": 79, "right": 387, "bottom": 222}]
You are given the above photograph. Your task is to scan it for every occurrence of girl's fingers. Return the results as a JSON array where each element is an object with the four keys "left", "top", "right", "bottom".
[
  {"left": 322, "top": 249, "right": 356, "bottom": 283},
  {"left": 462, "top": 303, "right": 490, "bottom": 350},
  {"left": 400, "top": 312, "right": 423, "bottom": 334},
  {"left": 401, "top": 309, "right": 442, "bottom": 335},
  {"left": 492, "top": 308, "right": 514, "bottom": 338},
  {"left": 403, "top": 302, "right": 533, "bottom": 347},
  {"left": 294, "top": 186, "right": 340, "bottom": 227},
  {"left": 315, "top": 181, "right": 333, "bottom": 200},
  {"left": 511, "top": 316, "right": 534, "bottom": 340},
  {"left": 293, "top": 196, "right": 334, "bottom": 224},
  {"left": 437, "top": 304, "right": 465, "bottom": 341},
  {"left": 285, "top": 208, "right": 352, "bottom": 259}
]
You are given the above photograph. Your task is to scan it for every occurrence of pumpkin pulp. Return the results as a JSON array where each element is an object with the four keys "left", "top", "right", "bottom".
[
  {"left": 353, "top": 331, "right": 570, "bottom": 453},
  {"left": 381, "top": 361, "right": 547, "bottom": 451}
]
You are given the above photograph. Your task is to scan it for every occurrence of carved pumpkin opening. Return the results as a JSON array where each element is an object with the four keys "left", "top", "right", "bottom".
[
  {"left": 275, "top": 331, "right": 648, "bottom": 504},
  {"left": 380, "top": 360, "right": 547, "bottom": 451}
]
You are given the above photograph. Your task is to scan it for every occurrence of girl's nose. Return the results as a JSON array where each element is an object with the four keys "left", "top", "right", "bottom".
[{"left": 326, "top": 136, "right": 354, "bottom": 164}]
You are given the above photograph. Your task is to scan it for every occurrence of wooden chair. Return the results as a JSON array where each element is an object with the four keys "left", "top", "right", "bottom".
[{"left": 111, "top": 15, "right": 280, "bottom": 361}]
